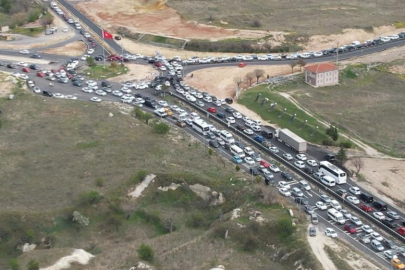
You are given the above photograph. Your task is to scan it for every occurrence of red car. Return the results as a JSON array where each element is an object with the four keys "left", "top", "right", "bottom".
[
  {"left": 360, "top": 204, "right": 374, "bottom": 212},
  {"left": 238, "top": 62, "right": 246, "bottom": 68},
  {"left": 397, "top": 227, "right": 405, "bottom": 236},
  {"left": 260, "top": 159, "right": 270, "bottom": 168},
  {"left": 344, "top": 224, "right": 357, "bottom": 234},
  {"left": 155, "top": 62, "right": 163, "bottom": 67},
  {"left": 36, "top": 72, "right": 45, "bottom": 77},
  {"left": 22, "top": 67, "right": 30, "bottom": 73},
  {"left": 207, "top": 107, "right": 217, "bottom": 113}
]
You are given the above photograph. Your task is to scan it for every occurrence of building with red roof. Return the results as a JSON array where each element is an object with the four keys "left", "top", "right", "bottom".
[{"left": 304, "top": 62, "right": 339, "bottom": 87}]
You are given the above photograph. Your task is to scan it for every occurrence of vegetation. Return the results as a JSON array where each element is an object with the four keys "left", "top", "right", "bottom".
[
  {"left": 83, "top": 64, "right": 128, "bottom": 79},
  {"left": 153, "top": 122, "right": 170, "bottom": 134},
  {"left": 0, "top": 0, "right": 47, "bottom": 29},
  {"left": 324, "top": 246, "right": 354, "bottom": 270},
  {"left": 26, "top": 260, "right": 39, "bottom": 270},
  {"left": 138, "top": 244, "right": 154, "bottom": 262},
  {"left": 10, "top": 27, "right": 43, "bottom": 37}
]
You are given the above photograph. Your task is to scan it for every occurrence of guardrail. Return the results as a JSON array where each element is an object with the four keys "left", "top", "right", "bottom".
[
  {"left": 168, "top": 91, "right": 405, "bottom": 244},
  {"left": 54, "top": 0, "right": 116, "bottom": 55}
]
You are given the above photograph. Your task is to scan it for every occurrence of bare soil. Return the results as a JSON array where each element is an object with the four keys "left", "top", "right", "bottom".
[
  {"left": 184, "top": 65, "right": 293, "bottom": 99},
  {"left": 69, "top": 0, "right": 269, "bottom": 40},
  {"left": 307, "top": 224, "right": 338, "bottom": 270},
  {"left": 107, "top": 63, "right": 158, "bottom": 83},
  {"left": 41, "top": 41, "right": 87, "bottom": 57}
]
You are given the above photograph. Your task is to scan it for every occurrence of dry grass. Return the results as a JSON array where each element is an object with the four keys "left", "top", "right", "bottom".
[{"left": 168, "top": 0, "right": 405, "bottom": 36}]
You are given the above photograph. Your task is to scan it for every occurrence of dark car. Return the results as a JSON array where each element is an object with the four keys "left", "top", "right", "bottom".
[
  {"left": 42, "top": 90, "right": 53, "bottom": 97},
  {"left": 94, "top": 56, "right": 103, "bottom": 61},
  {"left": 68, "top": 69, "right": 77, "bottom": 75},
  {"left": 102, "top": 87, "right": 112, "bottom": 93},
  {"left": 281, "top": 171, "right": 293, "bottom": 180},
  {"left": 29, "top": 64, "right": 39, "bottom": 70},
  {"left": 304, "top": 167, "right": 314, "bottom": 174},
  {"left": 225, "top": 107, "right": 234, "bottom": 113},
  {"left": 382, "top": 218, "right": 397, "bottom": 229},
  {"left": 373, "top": 200, "right": 387, "bottom": 211},
  {"left": 206, "top": 132, "right": 216, "bottom": 140},
  {"left": 209, "top": 140, "right": 219, "bottom": 148},
  {"left": 145, "top": 100, "right": 158, "bottom": 108},
  {"left": 234, "top": 141, "right": 244, "bottom": 149},
  {"left": 72, "top": 81, "right": 82, "bottom": 87},
  {"left": 225, "top": 98, "right": 233, "bottom": 104},
  {"left": 7, "top": 64, "right": 17, "bottom": 69},
  {"left": 101, "top": 81, "right": 111, "bottom": 88},
  {"left": 383, "top": 239, "right": 398, "bottom": 249},
  {"left": 31, "top": 54, "right": 41, "bottom": 59},
  {"left": 250, "top": 166, "right": 260, "bottom": 176},
  {"left": 114, "top": 35, "right": 121, "bottom": 40},
  {"left": 211, "top": 96, "right": 217, "bottom": 102},
  {"left": 217, "top": 113, "right": 225, "bottom": 118},
  {"left": 294, "top": 197, "right": 308, "bottom": 205},
  {"left": 336, "top": 189, "right": 348, "bottom": 196},
  {"left": 236, "top": 125, "right": 245, "bottom": 131},
  {"left": 309, "top": 226, "right": 316, "bottom": 237}
]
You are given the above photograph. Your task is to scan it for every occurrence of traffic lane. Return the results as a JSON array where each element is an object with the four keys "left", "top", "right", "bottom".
[
  {"left": 182, "top": 38, "right": 405, "bottom": 74},
  {"left": 56, "top": 0, "right": 124, "bottom": 54}
]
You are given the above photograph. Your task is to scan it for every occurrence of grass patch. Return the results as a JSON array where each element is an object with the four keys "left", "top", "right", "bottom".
[
  {"left": 76, "top": 140, "right": 100, "bottom": 149},
  {"left": 83, "top": 64, "right": 128, "bottom": 79},
  {"left": 382, "top": 181, "right": 390, "bottom": 187},
  {"left": 140, "top": 33, "right": 185, "bottom": 48},
  {"left": 324, "top": 245, "right": 355, "bottom": 270},
  {"left": 11, "top": 27, "right": 44, "bottom": 37},
  {"left": 238, "top": 84, "right": 330, "bottom": 145}
]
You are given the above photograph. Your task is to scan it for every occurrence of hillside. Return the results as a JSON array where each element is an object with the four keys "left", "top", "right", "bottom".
[{"left": 0, "top": 82, "right": 320, "bottom": 270}]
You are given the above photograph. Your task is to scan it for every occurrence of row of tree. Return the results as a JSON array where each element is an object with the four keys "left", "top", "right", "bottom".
[{"left": 234, "top": 69, "right": 266, "bottom": 91}]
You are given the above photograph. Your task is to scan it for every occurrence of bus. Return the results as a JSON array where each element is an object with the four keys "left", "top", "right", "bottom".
[
  {"left": 319, "top": 161, "right": 347, "bottom": 184},
  {"left": 230, "top": 145, "right": 245, "bottom": 158},
  {"left": 192, "top": 119, "right": 210, "bottom": 135},
  {"left": 327, "top": 209, "right": 345, "bottom": 224},
  {"left": 219, "top": 130, "right": 234, "bottom": 143}
]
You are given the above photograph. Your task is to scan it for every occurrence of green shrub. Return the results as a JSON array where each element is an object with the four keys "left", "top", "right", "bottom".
[
  {"left": 153, "top": 122, "right": 170, "bottom": 134},
  {"left": 27, "top": 260, "right": 39, "bottom": 270},
  {"left": 187, "top": 212, "right": 206, "bottom": 228},
  {"left": 235, "top": 165, "right": 240, "bottom": 171},
  {"left": 340, "top": 141, "right": 353, "bottom": 148},
  {"left": 9, "top": 258, "right": 20, "bottom": 270},
  {"left": 138, "top": 244, "right": 154, "bottom": 262},
  {"left": 80, "top": 190, "right": 103, "bottom": 205},
  {"left": 95, "top": 178, "right": 104, "bottom": 187},
  {"left": 322, "top": 138, "right": 335, "bottom": 146},
  {"left": 277, "top": 217, "right": 295, "bottom": 240}
]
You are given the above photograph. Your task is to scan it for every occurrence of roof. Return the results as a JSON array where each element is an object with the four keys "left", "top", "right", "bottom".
[
  {"left": 280, "top": 128, "right": 306, "bottom": 143},
  {"left": 305, "top": 62, "right": 338, "bottom": 73}
]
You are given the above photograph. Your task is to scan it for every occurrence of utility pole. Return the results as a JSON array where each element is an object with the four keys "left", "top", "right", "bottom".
[{"left": 335, "top": 41, "right": 339, "bottom": 65}]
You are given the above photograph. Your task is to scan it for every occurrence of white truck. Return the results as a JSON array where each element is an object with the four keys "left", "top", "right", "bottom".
[{"left": 275, "top": 128, "right": 307, "bottom": 153}]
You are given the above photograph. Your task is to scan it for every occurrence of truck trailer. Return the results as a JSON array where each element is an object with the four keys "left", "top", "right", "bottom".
[{"left": 275, "top": 128, "right": 307, "bottom": 153}]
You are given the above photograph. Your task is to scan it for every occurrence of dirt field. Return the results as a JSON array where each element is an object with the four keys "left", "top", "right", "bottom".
[
  {"left": 69, "top": 0, "right": 269, "bottom": 40},
  {"left": 107, "top": 63, "right": 158, "bottom": 83},
  {"left": 41, "top": 41, "right": 87, "bottom": 56},
  {"left": 184, "top": 65, "right": 293, "bottom": 99}
]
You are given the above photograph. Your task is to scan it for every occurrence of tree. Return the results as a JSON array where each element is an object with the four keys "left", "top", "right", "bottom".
[
  {"left": 1, "top": 0, "right": 11, "bottom": 13},
  {"left": 40, "top": 14, "right": 54, "bottom": 27},
  {"left": 153, "top": 122, "right": 170, "bottom": 134},
  {"left": 110, "top": 61, "right": 118, "bottom": 72},
  {"left": 351, "top": 157, "right": 364, "bottom": 174},
  {"left": 331, "top": 127, "right": 339, "bottom": 141},
  {"left": 107, "top": 215, "right": 122, "bottom": 232},
  {"left": 289, "top": 61, "right": 297, "bottom": 73},
  {"left": 72, "top": 211, "right": 90, "bottom": 227},
  {"left": 336, "top": 146, "right": 347, "bottom": 165},
  {"left": 9, "top": 258, "right": 20, "bottom": 270},
  {"left": 245, "top": 72, "right": 255, "bottom": 86},
  {"left": 86, "top": 57, "right": 96, "bottom": 67},
  {"left": 326, "top": 124, "right": 334, "bottom": 137},
  {"left": 140, "top": 112, "right": 153, "bottom": 124},
  {"left": 253, "top": 69, "right": 265, "bottom": 83},
  {"left": 132, "top": 107, "right": 143, "bottom": 118},
  {"left": 235, "top": 165, "right": 240, "bottom": 171},
  {"left": 80, "top": 190, "right": 103, "bottom": 205},
  {"left": 138, "top": 244, "right": 154, "bottom": 262},
  {"left": 208, "top": 148, "right": 213, "bottom": 155},
  {"left": 297, "top": 59, "right": 307, "bottom": 71},
  {"left": 26, "top": 260, "right": 39, "bottom": 270},
  {"left": 234, "top": 76, "right": 243, "bottom": 89}
]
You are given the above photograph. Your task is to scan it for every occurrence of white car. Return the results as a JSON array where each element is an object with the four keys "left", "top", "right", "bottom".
[
  {"left": 242, "top": 116, "right": 250, "bottom": 122},
  {"left": 136, "top": 83, "right": 148, "bottom": 90},
  {"left": 251, "top": 125, "right": 261, "bottom": 132},
  {"left": 90, "top": 97, "right": 102, "bottom": 102},
  {"left": 19, "top": 50, "right": 29, "bottom": 54},
  {"left": 53, "top": 93, "right": 65, "bottom": 99},
  {"left": 121, "top": 87, "right": 131, "bottom": 93},
  {"left": 244, "top": 129, "right": 254, "bottom": 135},
  {"left": 11, "top": 72, "right": 20, "bottom": 78},
  {"left": 95, "top": 90, "right": 107, "bottom": 96},
  {"left": 112, "top": 90, "right": 123, "bottom": 97},
  {"left": 278, "top": 181, "right": 291, "bottom": 189},
  {"left": 296, "top": 154, "right": 307, "bottom": 161},
  {"left": 373, "top": 212, "right": 385, "bottom": 220},
  {"left": 170, "top": 105, "right": 181, "bottom": 113},
  {"left": 65, "top": 95, "right": 77, "bottom": 100},
  {"left": 315, "top": 201, "right": 327, "bottom": 210},
  {"left": 226, "top": 117, "right": 235, "bottom": 124},
  {"left": 244, "top": 147, "right": 254, "bottom": 156},
  {"left": 159, "top": 66, "right": 167, "bottom": 71},
  {"left": 233, "top": 112, "right": 242, "bottom": 118},
  {"left": 339, "top": 209, "right": 352, "bottom": 219},
  {"left": 283, "top": 153, "right": 293, "bottom": 160},
  {"left": 189, "top": 112, "right": 200, "bottom": 120},
  {"left": 186, "top": 95, "right": 196, "bottom": 102},
  {"left": 346, "top": 196, "right": 360, "bottom": 205},
  {"left": 213, "top": 100, "right": 222, "bottom": 106},
  {"left": 350, "top": 216, "right": 362, "bottom": 226},
  {"left": 62, "top": 27, "right": 68, "bottom": 32},
  {"left": 32, "top": 86, "right": 41, "bottom": 94},
  {"left": 176, "top": 88, "right": 184, "bottom": 94},
  {"left": 17, "top": 62, "right": 28, "bottom": 67},
  {"left": 307, "top": 160, "right": 318, "bottom": 167},
  {"left": 294, "top": 161, "right": 305, "bottom": 169},
  {"left": 82, "top": 87, "right": 93, "bottom": 93},
  {"left": 349, "top": 187, "right": 361, "bottom": 195},
  {"left": 87, "top": 49, "right": 95, "bottom": 54},
  {"left": 158, "top": 100, "right": 168, "bottom": 107},
  {"left": 244, "top": 157, "right": 255, "bottom": 165},
  {"left": 361, "top": 225, "right": 374, "bottom": 234},
  {"left": 269, "top": 147, "right": 279, "bottom": 153},
  {"left": 19, "top": 74, "right": 29, "bottom": 80},
  {"left": 135, "top": 98, "right": 145, "bottom": 104},
  {"left": 269, "top": 164, "right": 280, "bottom": 173},
  {"left": 370, "top": 232, "right": 384, "bottom": 242},
  {"left": 164, "top": 81, "right": 170, "bottom": 87},
  {"left": 330, "top": 200, "right": 341, "bottom": 210},
  {"left": 325, "top": 228, "right": 338, "bottom": 238},
  {"left": 279, "top": 188, "right": 291, "bottom": 197}
]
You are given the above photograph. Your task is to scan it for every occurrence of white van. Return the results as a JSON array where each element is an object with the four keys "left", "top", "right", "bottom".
[
  {"left": 230, "top": 145, "right": 245, "bottom": 158},
  {"left": 321, "top": 175, "right": 335, "bottom": 187},
  {"left": 330, "top": 200, "right": 342, "bottom": 210},
  {"left": 299, "top": 180, "right": 311, "bottom": 191},
  {"left": 179, "top": 113, "right": 188, "bottom": 121},
  {"left": 327, "top": 208, "right": 345, "bottom": 224}
]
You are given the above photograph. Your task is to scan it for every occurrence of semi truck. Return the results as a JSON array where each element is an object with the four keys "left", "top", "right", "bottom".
[{"left": 275, "top": 128, "right": 307, "bottom": 153}]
